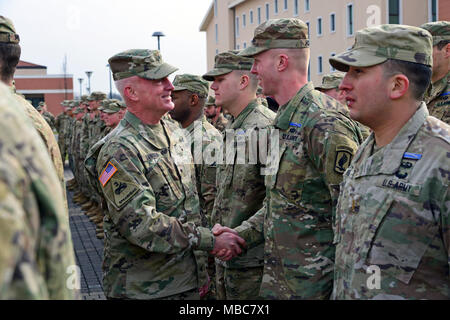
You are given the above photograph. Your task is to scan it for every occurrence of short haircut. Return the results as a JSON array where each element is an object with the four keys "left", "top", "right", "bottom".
[
  {"left": 0, "top": 42, "right": 21, "bottom": 81},
  {"left": 436, "top": 40, "right": 450, "bottom": 50},
  {"left": 381, "top": 59, "right": 432, "bottom": 101}
]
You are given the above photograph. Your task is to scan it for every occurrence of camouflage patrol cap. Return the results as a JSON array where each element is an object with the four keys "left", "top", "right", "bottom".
[
  {"left": 205, "top": 96, "right": 216, "bottom": 106},
  {"left": 172, "top": 74, "right": 209, "bottom": 97},
  {"left": 239, "top": 18, "right": 309, "bottom": 57},
  {"left": 36, "top": 105, "right": 43, "bottom": 111},
  {"left": 69, "top": 100, "right": 79, "bottom": 108},
  {"left": 0, "top": 16, "right": 20, "bottom": 43},
  {"left": 60, "top": 100, "right": 70, "bottom": 106},
  {"left": 202, "top": 50, "right": 254, "bottom": 81},
  {"left": 103, "top": 101, "right": 122, "bottom": 114},
  {"left": 38, "top": 101, "right": 45, "bottom": 106},
  {"left": 73, "top": 107, "right": 84, "bottom": 114},
  {"left": 108, "top": 49, "right": 178, "bottom": 81},
  {"left": 330, "top": 24, "right": 433, "bottom": 72},
  {"left": 80, "top": 94, "right": 89, "bottom": 102},
  {"left": 88, "top": 91, "right": 107, "bottom": 101},
  {"left": 420, "top": 21, "right": 450, "bottom": 45},
  {"left": 315, "top": 72, "right": 346, "bottom": 90}
]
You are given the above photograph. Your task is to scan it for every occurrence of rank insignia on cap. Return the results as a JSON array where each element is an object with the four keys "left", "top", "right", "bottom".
[{"left": 99, "top": 162, "right": 118, "bottom": 187}]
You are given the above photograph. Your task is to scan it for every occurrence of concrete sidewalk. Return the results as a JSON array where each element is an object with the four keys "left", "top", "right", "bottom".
[{"left": 65, "top": 167, "right": 106, "bottom": 300}]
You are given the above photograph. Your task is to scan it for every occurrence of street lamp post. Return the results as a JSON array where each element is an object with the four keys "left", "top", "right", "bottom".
[
  {"left": 85, "top": 71, "right": 93, "bottom": 95},
  {"left": 78, "top": 78, "right": 84, "bottom": 98},
  {"left": 106, "top": 64, "right": 112, "bottom": 99},
  {"left": 152, "top": 31, "right": 165, "bottom": 51}
]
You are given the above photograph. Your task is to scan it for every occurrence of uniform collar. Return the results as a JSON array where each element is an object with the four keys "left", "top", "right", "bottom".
[
  {"left": 274, "top": 82, "right": 315, "bottom": 130},
  {"left": 124, "top": 111, "right": 169, "bottom": 150},
  {"left": 425, "top": 72, "right": 449, "bottom": 102},
  {"left": 229, "top": 98, "right": 259, "bottom": 129},
  {"left": 354, "top": 102, "right": 428, "bottom": 177},
  {"left": 186, "top": 114, "right": 207, "bottom": 134}
]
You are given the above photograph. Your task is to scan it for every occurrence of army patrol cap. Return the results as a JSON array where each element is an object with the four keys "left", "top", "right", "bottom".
[
  {"left": 315, "top": 72, "right": 346, "bottom": 90},
  {"left": 203, "top": 50, "right": 254, "bottom": 81},
  {"left": 330, "top": 24, "right": 433, "bottom": 72},
  {"left": 205, "top": 96, "right": 216, "bottom": 106},
  {"left": 73, "top": 107, "right": 84, "bottom": 114},
  {"left": 88, "top": 91, "right": 107, "bottom": 101},
  {"left": 239, "top": 18, "right": 309, "bottom": 57},
  {"left": 103, "top": 101, "right": 122, "bottom": 114},
  {"left": 108, "top": 49, "right": 178, "bottom": 81},
  {"left": 0, "top": 16, "right": 20, "bottom": 43},
  {"left": 38, "top": 101, "right": 46, "bottom": 106},
  {"left": 172, "top": 74, "right": 209, "bottom": 97},
  {"left": 36, "top": 105, "right": 43, "bottom": 111},
  {"left": 420, "top": 21, "right": 450, "bottom": 45}
]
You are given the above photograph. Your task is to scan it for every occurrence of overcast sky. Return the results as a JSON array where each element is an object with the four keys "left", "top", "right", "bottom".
[{"left": 1, "top": 0, "right": 211, "bottom": 96}]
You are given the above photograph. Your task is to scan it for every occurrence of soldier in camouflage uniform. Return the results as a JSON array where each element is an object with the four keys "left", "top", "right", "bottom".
[
  {"left": 0, "top": 79, "right": 79, "bottom": 299},
  {"left": 329, "top": 24, "right": 449, "bottom": 300},
  {"left": 214, "top": 18, "right": 364, "bottom": 299},
  {"left": 421, "top": 21, "right": 449, "bottom": 124},
  {"left": 84, "top": 49, "right": 245, "bottom": 300},
  {"left": 56, "top": 100, "right": 73, "bottom": 164},
  {"left": 86, "top": 99, "right": 127, "bottom": 240},
  {"left": 170, "top": 73, "right": 222, "bottom": 299},
  {"left": 204, "top": 96, "right": 229, "bottom": 132},
  {"left": 37, "top": 102, "right": 57, "bottom": 132},
  {"left": 203, "top": 51, "right": 276, "bottom": 300},
  {"left": 0, "top": 16, "right": 65, "bottom": 192}
]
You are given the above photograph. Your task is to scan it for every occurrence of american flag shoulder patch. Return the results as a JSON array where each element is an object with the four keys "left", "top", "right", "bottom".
[{"left": 99, "top": 161, "right": 118, "bottom": 187}]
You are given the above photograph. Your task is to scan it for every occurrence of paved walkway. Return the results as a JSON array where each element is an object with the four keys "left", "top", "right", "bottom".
[{"left": 65, "top": 167, "right": 106, "bottom": 300}]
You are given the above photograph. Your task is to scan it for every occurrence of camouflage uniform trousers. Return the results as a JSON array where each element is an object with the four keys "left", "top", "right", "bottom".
[{"left": 215, "top": 264, "right": 264, "bottom": 300}]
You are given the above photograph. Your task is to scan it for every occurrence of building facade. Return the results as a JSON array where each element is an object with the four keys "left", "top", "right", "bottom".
[
  {"left": 200, "top": 0, "right": 449, "bottom": 86},
  {"left": 14, "top": 60, "right": 74, "bottom": 116}
]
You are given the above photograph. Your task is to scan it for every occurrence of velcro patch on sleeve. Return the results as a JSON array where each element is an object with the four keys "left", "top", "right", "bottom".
[
  {"left": 334, "top": 146, "right": 353, "bottom": 174},
  {"left": 110, "top": 178, "right": 140, "bottom": 209},
  {"left": 99, "top": 161, "right": 117, "bottom": 187}
]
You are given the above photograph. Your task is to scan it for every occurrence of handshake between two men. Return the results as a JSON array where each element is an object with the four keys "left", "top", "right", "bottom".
[{"left": 209, "top": 224, "right": 246, "bottom": 261}]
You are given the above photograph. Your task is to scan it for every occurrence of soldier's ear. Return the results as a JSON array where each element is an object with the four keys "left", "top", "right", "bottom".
[
  {"left": 277, "top": 54, "right": 289, "bottom": 72},
  {"left": 389, "top": 74, "right": 409, "bottom": 100},
  {"left": 190, "top": 94, "right": 199, "bottom": 106},
  {"left": 239, "top": 74, "right": 250, "bottom": 90},
  {"left": 123, "top": 86, "right": 138, "bottom": 102}
]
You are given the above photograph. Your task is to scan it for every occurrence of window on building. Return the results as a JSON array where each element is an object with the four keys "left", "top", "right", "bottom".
[
  {"left": 389, "top": 0, "right": 400, "bottom": 24},
  {"left": 330, "top": 53, "right": 336, "bottom": 72},
  {"left": 215, "top": 24, "right": 218, "bottom": 44},
  {"left": 244, "top": 42, "right": 247, "bottom": 48},
  {"left": 284, "top": 0, "right": 288, "bottom": 10},
  {"left": 330, "top": 13, "right": 336, "bottom": 32},
  {"left": 250, "top": 10, "right": 254, "bottom": 24},
  {"left": 305, "top": 0, "right": 310, "bottom": 12},
  {"left": 429, "top": 0, "right": 437, "bottom": 22},
  {"left": 236, "top": 16, "right": 240, "bottom": 37},
  {"left": 306, "top": 21, "right": 310, "bottom": 39},
  {"left": 266, "top": 3, "right": 270, "bottom": 20},
  {"left": 258, "top": 7, "right": 262, "bottom": 24},
  {"left": 214, "top": 0, "right": 218, "bottom": 17},
  {"left": 236, "top": 44, "right": 240, "bottom": 50},
  {"left": 243, "top": 13, "right": 246, "bottom": 27},
  {"left": 216, "top": 49, "right": 219, "bottom": 55},
  {"left": 347, "top": 4, "right": 354, "bottom": 36},
  {"left": 317, "top": 17, "right": 322, "bottom": 36},
  {"left": 318, "top": 56, "right": 323, "bottom": 74},
  {"left": 294, "top": 0, "right": 299, "bottom": 16},
  {"left": 274, "top": 0, "right": 278, "bottom": 14}
]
